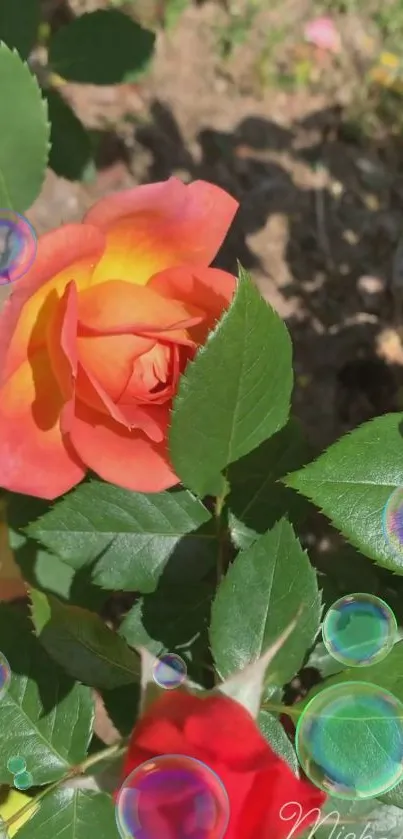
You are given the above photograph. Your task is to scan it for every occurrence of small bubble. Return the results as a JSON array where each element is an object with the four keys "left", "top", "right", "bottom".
[
  {"left": 0, "top": 653, "right": 11, "bottom": 699},
  {"left": 383, "top": 487, "right": 403, "bottom": 558},
  {"left": 0, "top": 210, "right": 37, "bottom": 285},
  {"left": 7, "top": 756, "right": 26, "bottom": 775},
  {"left": 153, "top": 653, "right": 187, "bottom": 690},
  {"left": 322, "top": 593, "right": 397, "bottom": 667},
  {"left": 296, "top": 681, "right": 403, "bottom": 799},
  {"left": 13, "top": 771, "right": 33, "bottom": 791},
  {"left": 116, "top": 754, "right": 230, "bottom": 839}
]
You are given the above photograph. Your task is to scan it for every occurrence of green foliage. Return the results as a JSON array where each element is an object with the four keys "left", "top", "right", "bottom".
[
  {"left": 210, "top": 519, "right": 322, "bottom": 687},
  {"left": 16, "top": 789, "right": 120, "bottom": 839},
  {"left": 0, "top": 44, "right": 49, "bottom": 211},
  {"left": 46, "top": 90, "right": 95, "bottom": 183},
  {"left": 170, "top": 268, "right": 293, "bottom": 496},
  {"left": 0, "top": 607, "right": 94, "bottom": 786},
  {"left": 286, "top": 414, "right": 403, "bottom": 573},
  {"left": 30, "top": 589, "right": 141, "bottom": 689},
  {"left": 28, "top": 481, "right": 214, "bottom": 593},
  {"left": 48, "top": 10, "right": 155, "bottom": 84}
]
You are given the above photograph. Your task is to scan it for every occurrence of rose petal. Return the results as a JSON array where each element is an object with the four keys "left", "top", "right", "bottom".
[
  {"left": 84, "top": 178, "right": 239, "bottom": 287},
  {"left": 77, "top": 280, "right": 203, "bottom": 339},
  {"left": 77, "top": 333, "right": 154, "bottom": 403},
  {"left": 46, "top": 281, "right": 78, "bottom": 400},
  {"left": 67, "top": 400, "right": 177, "bottom": 492},
  {"left": 0, "top": 224, "right": 105, "bottom": 385},
  {"left": 149, "top": 265, "right": 236, "bottom": 344},
  {"left": 0, "top": 349, "right": 85, "bottom": 499}
]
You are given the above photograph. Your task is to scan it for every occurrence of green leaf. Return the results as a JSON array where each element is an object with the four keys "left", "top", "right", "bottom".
[
  {"left": 16, "top": 788, "right": 120, "bottom": 839},
  {"left": 285, "top": 413, "right": 403, "bottom": 573},
  {"left": 101, "top": 683, "right": 140, "bottom": 738},
  {"left": 0, "top": 606, "right": 94, "bottom": 785},
  {"left": 27, "top": 481, "right": 214, "bottom": 594},
  {"left": 30, "top": 589, "right": 140, "bottom": 689},
  {"left": 228, "top": 419, "right": 311, "bottom": 549},
  {"left": 0, "top": 43, "right": 49, "bottom": 211},
  {"left": 0, "top": 0, "right": 40, "bottom": 58},
  {"left": 299, "top": 640, "right": 403, "bottom": 708},
  {"left": 216, "top": 614, "right": 300, "bottom": 716},
  {"left": 258, "top": 710, "right": 298, "bottom": 773},
  {"left": 46, "top": 90, "right": 95, "bottom": 182},
  {"left": 169, "top": 268, "right": 293, "bottom": 496},
  {"left": 120, "top": 582, "right": 214, "bottom": 685},
  {"left": 48, "top": 10, "right": 155, "bottom": 84},
  {"left": 210, "top": 520, "right": 321, "bottom": 688}
]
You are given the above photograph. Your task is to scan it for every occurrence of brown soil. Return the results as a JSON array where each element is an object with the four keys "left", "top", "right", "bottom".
[{"left": 20, "top": 0, "right": 403, "bottom": 450}]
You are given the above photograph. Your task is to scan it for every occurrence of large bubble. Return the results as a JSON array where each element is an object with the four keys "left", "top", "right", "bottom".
[
  {"left": 322, "top": 593, "right": 397, "bottom": 667},
  {"left": 115, "top": 754, "right": 230, "bottom": 839},
  {"left": 296, "top": 681, "right": 403, "bottom": 799}
]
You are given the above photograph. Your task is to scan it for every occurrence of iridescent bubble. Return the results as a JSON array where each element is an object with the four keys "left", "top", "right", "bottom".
[
  {"left": 115, "top": 754, "right": 230, "bottom": 839},
  {"left": 322, "top": 593, "right": 397, "bottom": 667},
  {"left": 7, "top": 756, "right": 26, "bottom": 775},
  {"left": 296, "top": 681, "right": 403, "bottom": 799},
  {"left": 383, "top": 487, "right": 403, "bottom": 558},
  {"left": 13, "top": 772, "right": 33, "bottom": 791},
  {"left": 0, "top": 653, "right": 11, "bottom": 699},
  {"left": 153, "top": 653, "right": 187, "bottom": 690},
  {"left": 0, "top": 210, "right": 37, "bottom": 285}
]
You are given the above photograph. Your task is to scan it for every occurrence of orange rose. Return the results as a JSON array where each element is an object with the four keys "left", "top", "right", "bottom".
[{"left": 0, "top": 178, "right": 238, "bottom": 499}]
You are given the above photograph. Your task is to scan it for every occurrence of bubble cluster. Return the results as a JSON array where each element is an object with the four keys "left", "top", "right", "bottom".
[
  {"left": 6, "top": 756, "right": 33, "bottom": 791},
  {"left": 115, "top": 754, "right": 230, "bottom": 839},
  {"left": 0, "top": 210, "right": 37, "bottom": 285},
  {"left": 383, "top": 488, "right": 403, "bottom": 558},
  {"left": 0, "top": 653, "right": 11, "bottom": 699},
  {"left": 322, "top": 593, "right": 397, "bottom": 667},
  {"left": 296, "top": 681, "right": 403, "bottom": 799},
  {"left": 153, "top": 653, "right": 187, "bottom": 690}
]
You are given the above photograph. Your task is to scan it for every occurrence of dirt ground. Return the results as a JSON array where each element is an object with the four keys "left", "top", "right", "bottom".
[{"left": 20, "top": 0, "right": 403, "bottom": 453}]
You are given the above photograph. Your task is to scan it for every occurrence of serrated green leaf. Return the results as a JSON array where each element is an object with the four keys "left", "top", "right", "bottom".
[
  {"left": 101, "top": 683, "right": 140, "bottom": 738},
  {"left": 15, "top": 788, "right": 120, "bottom": 839},
  {"left": 258, "top": 710, "right": 298, "bottom": 773},
  {"left": 0, "top": 0, "right": 40, "bottom": 58},
  {"left": 27, "top": 481, "right": 214, "bottom": 594},
  {"left": 0, "top": 606, "right": 94, "bottom": 785},
  {"left": 120, "top": 582, "right": 213, "bottom": 685},
  {"left": 48, "top": 10, "right": 155, "bottom": 84},
  {"left": 169, "top": 268, "right": 293, "bottom": 496},
  {"left": 30, "top": 589, "right": 140, "bottom": 689},
  {"left": 285, "top": 413, "right": 403, "bottom": 573},
  {"left": 46, "top": 90, "right": 94, "bottom": 182},
  {"left": 0, "top": 43, "right": 49, "bottom": 211},
  {"left": 228, "top": 419, "right": 311, "bottom": 549},
  {"left": 210, "top": 519, "right": 321, "bottom": 688}
]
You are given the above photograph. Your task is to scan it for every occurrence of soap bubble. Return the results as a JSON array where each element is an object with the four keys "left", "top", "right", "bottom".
[
  {"left": 383, "top": 488, "right": 403, "bottom": 558},
  {"left": 115, "top": 754, "right": 230, "bottom": 839},
  {"left": 13, "top": 772, "right": 33, "bottom": 791},
  {"left": 153, "top": 653, "right": 187, "bottom": 690},
  {"left": 322, "top": 593, "right": 397, "bottom": 667},
  {"left": 0, "top": 210, "right": 37, "bottom": 285},
  {"left": 296, "top": 681, "right": 403, "bottom": 799},
  {"left": 7, "top": 756, "right": 26, "bottom": 775},
  {"left": 0, "top": 653, "right": 11, "bottom": 699}
]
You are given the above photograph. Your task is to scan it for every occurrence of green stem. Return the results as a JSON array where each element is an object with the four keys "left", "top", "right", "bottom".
[{"left": 5, "top": 739, "right": 129, "bottom": 829}]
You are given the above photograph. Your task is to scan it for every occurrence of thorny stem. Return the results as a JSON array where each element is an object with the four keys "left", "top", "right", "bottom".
[{"left": 4, "top": 740, "right": 129, "bottom": 829}]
